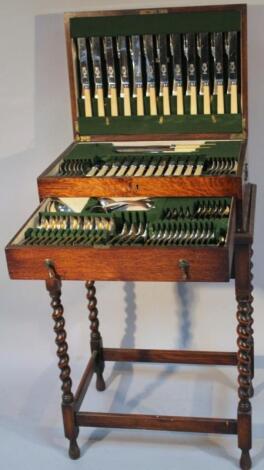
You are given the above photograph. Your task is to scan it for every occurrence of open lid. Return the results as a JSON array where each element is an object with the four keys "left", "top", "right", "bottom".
[{"left": 64, "top": 4, "right": 247, "bottom": 142}]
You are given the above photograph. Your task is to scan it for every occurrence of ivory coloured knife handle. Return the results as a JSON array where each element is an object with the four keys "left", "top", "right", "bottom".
[
  {"left": 149, "top": 87, "right": 158, "bottom": 116},
  {"left": 203, "top": 84, "right": 211, "bottom": 115},
  {"left": 97, "top": 87, "right": 105, "bottom": 117},
  {"left": 83, "top": 88, "right": 92, "bottom": 117},
  {"left": 162, "top": 86, "right": 170, "bottom": 116},
  {"left": 123, "top": 87, "right": 131, "bottom": 116},
  {"left": 136, "top": 87, "right": 144, "bottom": 116},
  {"left": 230, "top": 83, "right": 238, "bottom": 114},
  {"left": 217, "top": 84, "right": 224, "bottom": 114},
  {"left": 110, "top": 88, "right": 118, "bottom": 116},
  {"left": 190, "top": 86, "right": 197, "bottom": 115},
  {"left": 176, "top": 86, "right": 184, "bottom": 115}
]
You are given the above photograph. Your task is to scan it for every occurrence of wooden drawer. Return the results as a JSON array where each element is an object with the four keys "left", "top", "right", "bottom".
[
  {"left": 6, "top": 196, "right": 236, "bottom": 282},
  {"left": 37, "top": 140, "right": 245, "bottom": 201}
]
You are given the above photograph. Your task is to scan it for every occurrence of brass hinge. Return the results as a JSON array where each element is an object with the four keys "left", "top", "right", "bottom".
[
  {"left": 79, "top": 135, "right": 92, "bottom": 142},
  {"left": 74, "top": 120, "right": 79, "bottom": 133}
]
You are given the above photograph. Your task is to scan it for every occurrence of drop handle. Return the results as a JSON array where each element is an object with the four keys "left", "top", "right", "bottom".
[{"left": 179, "top": 259, "right": 190, "bottom": 281}]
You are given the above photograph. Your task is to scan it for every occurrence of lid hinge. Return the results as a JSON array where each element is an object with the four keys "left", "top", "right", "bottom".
[{"left": 79, "top": 135, "right": 92, "bottom": 142}]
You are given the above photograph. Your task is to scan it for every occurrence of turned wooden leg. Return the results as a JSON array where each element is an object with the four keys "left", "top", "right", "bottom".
[
  {"left": 86, "top": 280, "right": 105, "bottom": 391},
  {"left": 235, "top": 246, "right": 254, "bottom": 470},
  {"left": 45, "top": 260, "right": 80, "bottom": 460}
]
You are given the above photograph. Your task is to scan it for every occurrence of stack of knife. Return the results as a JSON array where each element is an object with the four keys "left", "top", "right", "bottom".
[{"left": 76, "top": 31, "right": 239, "bottom": 118}]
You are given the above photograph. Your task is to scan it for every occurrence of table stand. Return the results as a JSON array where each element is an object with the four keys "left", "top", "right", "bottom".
[{"left": 45, "top": 233, "right": 254, "bottom": 470}]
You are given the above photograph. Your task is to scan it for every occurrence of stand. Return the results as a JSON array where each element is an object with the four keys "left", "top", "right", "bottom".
[{"left": 45, "top": 231, "right": 254, "bottom": 469}]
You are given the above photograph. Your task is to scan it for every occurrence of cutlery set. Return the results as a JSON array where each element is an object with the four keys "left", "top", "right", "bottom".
[
  {"left": 77, "top": 31, "right": 239, "bottom": 117},
  {"left": 58, "top": 154, "right": 238, "bottom": 177},
  {"left": 22, "top": 198, "right": 229, "bottom": 247}
]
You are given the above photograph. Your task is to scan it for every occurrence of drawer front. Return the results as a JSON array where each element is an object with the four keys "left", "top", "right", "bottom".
[
  {"left": 38, "top": 175, "right": 242, "bottom": 200},
  {"left": 6, "top": 245, "right": 230, "bottom": 282}
]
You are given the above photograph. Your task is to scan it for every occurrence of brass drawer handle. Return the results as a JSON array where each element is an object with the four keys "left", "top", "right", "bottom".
[{"left": 179, "top": 259, "right": 190, "bottom": 281}]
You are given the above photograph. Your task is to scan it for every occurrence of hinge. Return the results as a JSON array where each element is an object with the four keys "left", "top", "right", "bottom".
[
  {"left": 230, "top": 132, "right": 244, "bottom": 140},
  {"left": 79, "top": 135, "right": 92, "bottom": 142},
  {"left": 74, "top": 120, "right": 79, "bottom": 134}
]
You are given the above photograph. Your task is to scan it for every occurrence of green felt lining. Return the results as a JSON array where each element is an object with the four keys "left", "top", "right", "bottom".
[
  {"left": 39, "top": 196, "right": 230, "bottom": 225},
  {"left": 24, "top": 197, "right": 231, "bottom": 246},
  {"left": 71, "top": 9, "right": 243, "bottom": 136},
  {"left": 78, "top": 114, "right": 242, "bottom": 135},
  {"left": 64, "top": 140, "right": 242, "bottom": 162},
  {"left": 70, "top": 11, "right": 241, "bottom": 37},
  {"left": 77, "top": 95, "right": 242, "bottom": 135}
]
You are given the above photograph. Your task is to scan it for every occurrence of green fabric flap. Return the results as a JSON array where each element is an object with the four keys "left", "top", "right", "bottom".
[
  {"left": 70, "top": 11, "right": 241, "bottom": 37},
  {"left": 66, "top": 141, "right": 242, "bottom": 161},
  {"left": 78, "top": 114, "right": 242, "bottom": 135}
]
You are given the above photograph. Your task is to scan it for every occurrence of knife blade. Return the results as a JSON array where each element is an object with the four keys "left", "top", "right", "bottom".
[
  {"left": 211, "top": 32, "right": 224, "bottom": 114},
  {"left": 183, "top": 33, "right": 197, "bottom": 115},
  {"left": 117, "top": 36, "right": 131, "bottom": 116},
  {"left": 156, "top": 34, "right": 170, "bottom": 115},
  {"left": 197, "top": 33, "right": 211, "bottom": 115},
  {"left": 170, "top": 33, "right": 184, "bottom": 115},
  {"left": 103, "top": 36, "right": 118, "bottom": 116},
  {"left": 143, "top": 34, "right": 157, "bottom": 116},
  {"left": 90, "top": 37, "right": 105, "bottom": 117},
  {"left": 130, "top": 35, "right": 144, "bottom": 116},
  {"left": 225, "top": 31, "right": 238, "bottom": 114},
  {"left": 77, "top": 38, "right": 92, "bottom": 117}
]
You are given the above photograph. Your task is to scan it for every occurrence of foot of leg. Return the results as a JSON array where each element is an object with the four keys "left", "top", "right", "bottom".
[
  {"left": 69, "top": 438, "right": 80, "bottom": 460},
  {"left": 240, "top": 450, "right": 252, "bottom": 470},
  {"left": 96, "top": 372, "right": 106, "bottom": 391}
]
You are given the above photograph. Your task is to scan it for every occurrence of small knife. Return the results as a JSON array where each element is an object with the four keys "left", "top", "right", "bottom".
[
  {"left": 211, "top": 32, "right": 225, "bottom": 114},
  {"left": 157, "top": 34, "right": 170, "bottom": 115},
  {"left": 197, "top": 33, "right": 211, "bottom": 115},
  {"left": 164, "top": 158, "right": 177, "bottom": 176},
  {"left": 103, "top": 36, "right": 118, "bottom": 116},
  {"left": 134, "top": 161, "right": 148, "bottom": 177},
  {"left": 130, "top": 35, "right": 144, "bottom": 116},
  {"left": 183, "top": 33, "right": 197, "bottom": 115},
  {"left": 170, "top": 33, "right": 184, "bottom": 115},
  {"left": 105, "top": 162, "right": 122, "bottom": 177},
  {"left": 145, "top": 159, "right": 158, "bottom": 176},
  {"left": 117, "top": 36, "right": 131, "bottom": 116},
  {"left": 90, "top": 37, "right": 105, "bottom": 117},
  {"left": 143, "top": 35, "right": 157, "bottom": 116},
  {"left": 225, "top": 31, "right": 238, "bottom": 114},
  {"left": 153, "top": 159, "right": 167, "bottom": 176},
  {"left": 173, "top": 156, "right": 185, "bottom": 176},
  {"left": 125, "top": 160, "right": 139, "bottom": 177},
  {"left": 77, "top": 38, "right": 92, "bottom": 117}
]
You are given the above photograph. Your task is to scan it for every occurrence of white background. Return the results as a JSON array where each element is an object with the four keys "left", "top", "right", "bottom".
[{"left": 1, "top": 1, "right": 264, "bottom": 469}]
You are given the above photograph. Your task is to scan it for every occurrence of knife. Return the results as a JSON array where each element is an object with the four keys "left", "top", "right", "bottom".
[
  {"left": 197, "top": 33, "right": 211, "bottom": 115},
  {"left": 77, "top": 38, "right": 92, "bottom": 117},
  {"left": 183, "top": 33, "right": 197, "bottom": 115},
  {"left": 117, "top": 36, "right": 131, "bottom": 116},
  {"left": 211, "top": 32, "right": 224, "bottom": 114},
  {"left": 170, "top": 33, "right": 184, "bottom": 115},
  {"left": 130, "top": 35, "right": 144, "bottom": 116},
  {"left": 103, "top": 36, "right": 118, "bottom": 116},
  {"left": 143, "top": 35, "right": 157, "bottom": 116},
  {"left": 157, "top": 35, "right": 170, "bottom": 115},
  {"left": 225, "top": 31, "right": 238, "bottom": 114},
  {"left": 90, "top": 37, "right": 105, "bottom": 117}
]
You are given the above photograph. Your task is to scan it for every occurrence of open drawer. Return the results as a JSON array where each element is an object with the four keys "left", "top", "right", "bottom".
[
  {"left": 6, "top": 196, "right": 236, "bottom": 282},
  {"left": 38, "top": 140, "right": 246, "bottom": 200}
]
